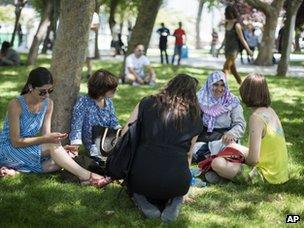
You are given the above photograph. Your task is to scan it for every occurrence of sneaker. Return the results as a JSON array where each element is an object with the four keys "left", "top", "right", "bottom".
[
  {"left": 161, "top": 196, "right": 183, "bottom": 222},
  {"left": 133, "top": 193, "right": 161, "bottom": 219},
  {"left": 149, "top": 80, "right": 156, "bottom": 87},
  {"left": 205, "top": 171, "right": 226, "bottom": 184},
  {"left": 191, "top": 177, "right": 207, "bottom": 188},
  {"left": 132, "top": 82, "right": 140, "bottom": 86}
]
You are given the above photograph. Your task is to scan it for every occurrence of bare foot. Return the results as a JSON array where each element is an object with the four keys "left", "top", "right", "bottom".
[
  {"left": 0, "top": 167, "right": 19, "bottom": 177},
  {"left": 183, "top": 195, "right": 194, "bottom": 204}
]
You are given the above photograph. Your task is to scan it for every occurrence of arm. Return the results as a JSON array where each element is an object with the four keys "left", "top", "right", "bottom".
[
  {"left": 226, "top": 104, "right": 246, "bottom": 140},
  {"left": 145, "top": 65, "right": 155, "bottom": 81},
  {"left": 108, "top": 99, "right": 121, "bottom": 129},
  {"left": 69, "top": 97, "right": 85, "bottom": 145},
  {"left": 41, "top": 99, "right": 53, "bottom": 135},
  {"left": 188, "top": 136, "right": 198, "bottom": 166},
  {"left": 245, "top": 114, "right": 264, "bottom": 166},
  {"left": 8, "top": 99, "right": 65, "bottom": 147},
  {"left": 235, "top": 23, "right": 252, "bottom": 55},
  {"left": 121, "top": 103, "right": 139, "bottom": 136}
]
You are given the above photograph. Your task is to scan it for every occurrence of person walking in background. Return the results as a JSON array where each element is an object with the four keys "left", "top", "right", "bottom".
[
  {"left": 210, "top": 29, "right": 219, "bottom": 57},
  {"left": 171, "top": 22, "right": 186, "bottom": 65},
  {"left": 157, "top": 23, "right": 170, "bottom": 64},
  {"left": 222, "top": 6, "right": 253, "bottom": 85},
  {"left": 111, "top": 21, "right": 121, "bottom": 57},
  {"left": 243, "top": 23, "right": 258, "bottom": 63},
  {"left": 86, "top": 12, "right": 100, "bottom": 78}
]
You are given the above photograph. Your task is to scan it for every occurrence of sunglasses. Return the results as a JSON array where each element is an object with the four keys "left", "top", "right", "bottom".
[{"left": 38, "top": 88, "right": 54, "bottom": 96}]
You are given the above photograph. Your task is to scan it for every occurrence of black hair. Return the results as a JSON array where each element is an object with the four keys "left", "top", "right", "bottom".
[
  {"left": 1, "top": 41, "right": 11, "bottom": 55},
  {"left": 20, "top": 67, "right": 53, "bottom": 95}
]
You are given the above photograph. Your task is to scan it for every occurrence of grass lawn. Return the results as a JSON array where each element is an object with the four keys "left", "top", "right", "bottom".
[{"left": 0, "top": 55, "right": 304, "bottom": 227}]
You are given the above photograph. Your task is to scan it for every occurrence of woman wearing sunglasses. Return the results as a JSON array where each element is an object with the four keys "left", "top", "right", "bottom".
[{"left": 0, "top": 67, "right": 111, "bottom": 187}]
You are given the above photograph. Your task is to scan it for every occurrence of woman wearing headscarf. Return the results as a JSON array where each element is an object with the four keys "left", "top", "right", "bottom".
[{"left": 193, "top": 71, "right": 246, "bottom": 164}]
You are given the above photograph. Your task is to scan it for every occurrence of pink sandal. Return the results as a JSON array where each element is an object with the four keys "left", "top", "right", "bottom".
[{"left": 80, "top": 172, "right": 112, "bottom": 188}]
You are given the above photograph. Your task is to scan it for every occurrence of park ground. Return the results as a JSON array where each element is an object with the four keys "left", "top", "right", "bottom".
[{"left": 0, "top": 54, "right": 304, "bottom": 227}]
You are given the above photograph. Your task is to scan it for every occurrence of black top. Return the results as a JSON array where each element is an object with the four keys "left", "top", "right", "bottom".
[
  {"left": 128, "top": 96, "right": 203, "bottom": 200},
  {"left": 157, "top": 27, "right": 170, "bottom": 49}
]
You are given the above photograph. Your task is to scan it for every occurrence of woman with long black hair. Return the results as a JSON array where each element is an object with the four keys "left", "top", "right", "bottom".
[{"left": 123, "top": 74, "right": 203, "bottom": 222}]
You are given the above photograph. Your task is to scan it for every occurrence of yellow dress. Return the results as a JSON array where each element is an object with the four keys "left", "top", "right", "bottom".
[{"left": 253, "top": 113, "right": 289, "bottom": 184}]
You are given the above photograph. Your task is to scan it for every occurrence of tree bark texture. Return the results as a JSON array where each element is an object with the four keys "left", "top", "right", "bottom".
[
  {"left": 11, "top": 0, "right": 27, "bottom": 45},
  {"left": 94, "top": 0, "right": 101, "bottom": 59},
  {"left": 50, "top": 0, "right": 95, "bottom": 133},
  {"left": 277, "top": 0, "right": 302, "bottom": 76},
  {"left": 120, "top": 0, "right": 162, "bottom": 78},
  {"left": 27, "top": 0, "right": 53, "bottom": 66},
  {"left": 109, "top": 0, "right": 119, "bottom": 31},
  {"left": 196, "top": 0, "right": 204, "bottom": 49},
  {"left": 245, "top": 0, "right": 284, "bottom": 66}
]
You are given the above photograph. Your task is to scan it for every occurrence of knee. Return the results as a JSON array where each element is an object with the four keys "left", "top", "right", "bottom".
[{"left": 211, "top": 157, "right": 226, "bottom": 172}]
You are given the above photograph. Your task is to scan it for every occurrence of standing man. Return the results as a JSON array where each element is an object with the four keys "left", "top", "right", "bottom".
[
  {"left": 125, "top": 43, "right": 156, "bottom": 86},
  {"left": 86, "top": 12, "right": 100, "bottom": 78},
  {"left": 156, "top": 22, "right": 170, "bottom": 64},
  {"left": 171, "top": 22, "right": 186, "bottom": 65}
]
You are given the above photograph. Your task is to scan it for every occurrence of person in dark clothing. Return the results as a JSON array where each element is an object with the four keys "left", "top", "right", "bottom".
[
  {"left": 222, "top": 6, "right": 252, "bottom": 85},
  {"left": 122, "top": 74, "right": 203, "bottom": 222},
  {"left": 156, "top": 23, "right": 170, "bottom": 64},
  {"left": 0, "top": 41, "right": 20, "bottom": 66}
]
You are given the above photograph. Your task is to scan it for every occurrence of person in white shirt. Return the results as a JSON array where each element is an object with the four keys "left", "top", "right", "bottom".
[
  {"left": 125, "top": 43, "right": 156, "bottom": 86},
  {"left": 86, "top": 12, "right": 100, "bottom": 78}
]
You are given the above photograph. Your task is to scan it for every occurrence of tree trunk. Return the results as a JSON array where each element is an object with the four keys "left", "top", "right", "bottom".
[
  {"left": 294, "top": 31, "right": 301, "bottom": 53},
  {"left": 195, "top": 0, "right": 204, "bottom": 49},
  {"left": 126, "top": 0, "right": 162, "bottom": 55},
  {"left": 254, "top": 14, "right": 278, "bottom": 66},
  {"left": 11, "top": 0, "right": 27, "bottom": 45},
  {"left": 27, "top": 0, "right": 52, "bottom": 66},
  {"left": 94, "top": 0, "right": 101, "bottom": 59},
  {"left": 50, "top": 0, "right": 95, "bottom": 133},
  {"left": 245, "top": 0, "right": 284, "bottom": 66},
  {"left": 109, "top": 0, "right": 119, "bottom": 31},
  {"left": 277, "top": 0, "right": 302, "bottom": 76},
  {"left": 120, "top": 0, "right": 162, "bottom": 78},
  {"left": 41, "top": 25, "right": 52, "bottom": 54}
]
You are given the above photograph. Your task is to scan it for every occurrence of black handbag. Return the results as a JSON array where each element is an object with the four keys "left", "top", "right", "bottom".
[
  {"left": 197, "top": 126, "right": 230, "bottom": 142},
  {"left": 105, "top": 103, "right": 143, "bottom": 180},
  {"left": 92, "top": 126, "right": 122, "bottom": 157}
]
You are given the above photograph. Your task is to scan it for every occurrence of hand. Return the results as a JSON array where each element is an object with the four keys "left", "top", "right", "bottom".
[
  {"left": 44, "top": 132, "right": 68, "bottom": 144},
  {"left": 63, "top": 145, "right": 79, "bottom": 154},
  {"left": 222, "top": 132, "right": 235, "bottom": 145},
  {"left": 137, "top": 78, "right": 144, "bottom": 85},
  {"left": 247, "top": 50, "right": 253, "bottom": 57}
]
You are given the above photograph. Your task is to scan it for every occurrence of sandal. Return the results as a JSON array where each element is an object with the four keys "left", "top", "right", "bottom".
[{"left": 80, "top": 172, "right": 112, "bottom": 188}]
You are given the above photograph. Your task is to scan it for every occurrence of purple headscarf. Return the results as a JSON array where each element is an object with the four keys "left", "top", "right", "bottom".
[{"left": 197, "top": 71, "right": 240, "bottom": 132}]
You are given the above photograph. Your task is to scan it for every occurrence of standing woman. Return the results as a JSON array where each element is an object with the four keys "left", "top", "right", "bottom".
[
  {"left": 0, "top": 67, "right": 111, "bottom": 187},
  {"left": 124, "top": 74, "right": 203, "bottom": 222},
  {"left": 222, "top": 5, "right": 253, "bottom": 85}
]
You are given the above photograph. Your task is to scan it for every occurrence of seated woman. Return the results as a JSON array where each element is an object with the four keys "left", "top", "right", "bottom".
[
  {"left": 0, "top": 41, "right": 20, "bottom": 66},
  {"left": 123, "top": 74, "right": 203, "bottom": 222},
  {"left": 193, "top": 71, "right": 246, "bottom": 163},
  {"left": 0, "top": 67, "right": 110, "bottom": 187},
  {"left": 211, "top": 73, "right": 289, "bottom": 185},
  {"left": 69, "top": 69, "right": 121, "bottom": 165}
]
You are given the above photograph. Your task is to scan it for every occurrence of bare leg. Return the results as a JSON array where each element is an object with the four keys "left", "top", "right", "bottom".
[
  {"left": 230, "top": 62, "right": 242, "bottom": 84},
  {"left": 125, "top": 73, "right": 137, "bottom": 84},
  {"left": 42, "top": 144, "right": 98, "bottom": 181},
  {"left": 211, "top": 157, "right": 242, "bottom": 180}
]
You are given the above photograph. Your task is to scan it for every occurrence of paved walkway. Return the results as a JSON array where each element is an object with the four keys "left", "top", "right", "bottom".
[{"left": 100, "top": 49, "right": 304, "bottom": 78}]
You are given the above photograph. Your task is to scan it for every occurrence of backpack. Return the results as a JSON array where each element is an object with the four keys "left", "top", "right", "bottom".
[{"left": 105, "top": 103, "right": 143, "bottom": 180}]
